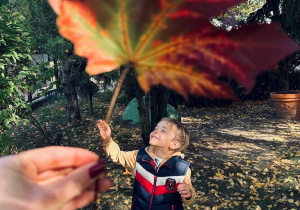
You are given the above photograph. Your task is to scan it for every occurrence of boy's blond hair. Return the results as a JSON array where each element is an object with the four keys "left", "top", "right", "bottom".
[{"left": 160, "top": 117, "right": 189, "bottom": 152}]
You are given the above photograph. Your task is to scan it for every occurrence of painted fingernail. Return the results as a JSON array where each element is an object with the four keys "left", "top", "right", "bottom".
[{"left": 88, "top": 159, "right": 107, "bottom": 179}]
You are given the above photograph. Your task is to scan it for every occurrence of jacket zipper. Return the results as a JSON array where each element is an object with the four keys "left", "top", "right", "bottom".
[
  {"left": 148, "top": 162, "right": 171, "bottom": 209},
  {"left": 149, "top": 163, "right": 161, "bottom": 210},
  {"left": 131, "top": 195, "right": 137, "bottom": 210},
  {"left": 149, "top": 172, "right": 157, "bottom": 210}
]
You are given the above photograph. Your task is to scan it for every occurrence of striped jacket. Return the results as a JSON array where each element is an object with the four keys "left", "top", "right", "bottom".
[
  {"left": 103, "top": 138, "right": 196, "bottom": 208},
  {"left": 132, "top": 148, "right": 190, "bottom": 210}
]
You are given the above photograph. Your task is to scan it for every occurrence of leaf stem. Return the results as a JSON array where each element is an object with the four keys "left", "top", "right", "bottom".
[{"left": 105, "top": 65, "right": 130, "bottom": 122}]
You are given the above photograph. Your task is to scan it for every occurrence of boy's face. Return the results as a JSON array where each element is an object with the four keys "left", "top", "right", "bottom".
[{"left": 149, "top": 120, "right": 176, "bottom": 150}]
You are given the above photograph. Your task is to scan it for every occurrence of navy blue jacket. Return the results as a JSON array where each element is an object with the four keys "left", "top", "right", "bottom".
[{"left": 131, "top": 148, "right": 190, "bottom": 210}]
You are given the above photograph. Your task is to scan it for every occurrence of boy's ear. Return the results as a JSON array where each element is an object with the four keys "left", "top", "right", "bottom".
[{"left": 170, "top": 140, "right": 181, "bottom": 150}]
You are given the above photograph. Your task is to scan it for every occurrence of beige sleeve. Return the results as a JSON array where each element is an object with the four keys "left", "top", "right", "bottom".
[
  {"left": 104, "top": 138, "right": 138, "bottom": 172},
  {"left": 182, "top": 168, "right": 196, "bottom": 205}
]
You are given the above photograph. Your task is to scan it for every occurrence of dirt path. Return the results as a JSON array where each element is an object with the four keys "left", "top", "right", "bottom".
[{"left": 182, "top": 100, "right": 300, "bottom": 168}]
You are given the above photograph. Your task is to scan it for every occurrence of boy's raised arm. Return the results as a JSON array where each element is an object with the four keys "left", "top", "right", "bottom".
[{"left": 97, "top": 120, "right": 138, "bottom": 172}]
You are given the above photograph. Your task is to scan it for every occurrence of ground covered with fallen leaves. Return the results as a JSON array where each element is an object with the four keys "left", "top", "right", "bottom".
[{"left": 11, "top": 93, "right": 300, "bottom": 210}]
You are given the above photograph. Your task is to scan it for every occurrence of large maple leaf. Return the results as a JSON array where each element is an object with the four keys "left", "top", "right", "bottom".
[{"left": 49, "top": 0, "right": 299, "bottom": 99}]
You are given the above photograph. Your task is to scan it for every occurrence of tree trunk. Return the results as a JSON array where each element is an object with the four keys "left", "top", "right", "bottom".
[
  {"left": 157, "top": 85, "right": 168, "bottom": 121},
  {"left": 89, "top": 91, "right": 94, "bottom": 115},
  {"left": 61, "top": 58, "right": 81, "bottom": 124},
  {"left": 150, "top": 87, "right": 158, "bottom": 131},
  {"left": 150, "top": 85, "right": 169, "bottom": 130},
  {"left": 136, "top": 85, "right": 169, "bottom": 147},
  {"left": 128, "top": 71, "right": 169, "bottom": 147},
  {"left": 133, "top": 74, "right": 150, "bottom": 147},
  {"left": 28, "top": 92, "right": 32, "bottom": 103}
]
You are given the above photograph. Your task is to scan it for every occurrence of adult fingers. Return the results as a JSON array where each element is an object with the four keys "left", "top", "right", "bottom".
[
  {"left": 62, "top": 178, "right": 112, "bottom": 210},
  {"left": 62, "top": 190, "right": 94, "bottom": 210},
  {"left": 20, "top": 146, "right": 98, "bottom": 173},
  {"left": 38, "top": 167, "right": 74, "bottom": 183},
  {"left": 47, "top": 159, "right": 107, "bottom": 205}
]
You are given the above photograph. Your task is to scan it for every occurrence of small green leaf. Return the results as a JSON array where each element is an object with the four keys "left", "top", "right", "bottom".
[
  {"left": 22, "top": 119, "right": 30, "bottom": 125},
  {"left": 3, "top": 119, "right": 11, "bottom": 129},
  {"left": 1, "top": 109, "right": 8, "bottom": 119},
  {"left": 22, "top": 66, "right": 30, "bottom": 71}
]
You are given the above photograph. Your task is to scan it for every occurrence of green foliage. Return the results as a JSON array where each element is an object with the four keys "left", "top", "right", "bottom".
[
  {"left": 212, "top": 0, "right": 266, "bottom": 30},
  {"left": 0, "top": 0, "right": 8, "bottom": 6},
  {"left": 7, "top": 0, "right": 62, "bottom": 56},
  {"left": 8, "top": 0, "right": 72, "bottom": 94},
  {"left": 0, "top": 5, "right": 33, "bottom": 152},
  {"left": 122, "top": 98, "right": 180, "bottom": 125}
]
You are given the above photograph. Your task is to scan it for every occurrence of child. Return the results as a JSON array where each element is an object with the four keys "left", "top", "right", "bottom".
[{"left": 98, "top": 117, "right": 196, "bottom": 210}]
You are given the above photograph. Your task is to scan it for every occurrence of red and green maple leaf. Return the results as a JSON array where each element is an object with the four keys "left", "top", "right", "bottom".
[{"left": 49, "top": 0, "right": 299, "bottom": 100}]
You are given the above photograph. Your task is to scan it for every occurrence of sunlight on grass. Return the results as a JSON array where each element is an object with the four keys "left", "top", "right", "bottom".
[{"left": 217, "top": 128, "right": 286, "bottom": 142}]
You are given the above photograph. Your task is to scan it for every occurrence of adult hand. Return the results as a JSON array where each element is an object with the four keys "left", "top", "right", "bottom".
[
  {"left": 177, "top": 183, "right": 192, "bottom": 199},
  {"left": 0, "top": 146, "right": 111, "bottom": 210},
  {"left": 97, "top": 120, "right": 111, "bottom": 144}
]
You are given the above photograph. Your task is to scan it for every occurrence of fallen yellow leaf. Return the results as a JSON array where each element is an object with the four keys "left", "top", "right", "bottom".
[{"left": 255, "top": 182, "right": 262, "bottom": 188}]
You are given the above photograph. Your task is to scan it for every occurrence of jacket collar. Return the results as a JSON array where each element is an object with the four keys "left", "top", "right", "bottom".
[{"left": 144, "top": 146, "right": 185, "bottom": 167}]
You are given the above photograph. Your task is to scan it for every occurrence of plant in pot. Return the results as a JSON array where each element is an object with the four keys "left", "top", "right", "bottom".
[
  {"left": 246, "top": 0, "right": 300, "bottom": 119},
  {"left": 270, "top": 54, "right": 300, "bottom": 119}
]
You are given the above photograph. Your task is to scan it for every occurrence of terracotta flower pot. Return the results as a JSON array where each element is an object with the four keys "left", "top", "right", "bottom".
[{"left": 270, "top": 91, "right": 300, "bottom": 119}]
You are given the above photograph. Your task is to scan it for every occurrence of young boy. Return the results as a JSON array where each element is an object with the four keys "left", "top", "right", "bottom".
[{"left": 98, "top": 117, "right": 195, "bottom": 210}]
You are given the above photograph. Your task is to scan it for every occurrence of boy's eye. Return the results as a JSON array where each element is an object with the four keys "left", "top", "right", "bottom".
[{"left": 162, "top": 130, "right": 166, "bottom": 133}]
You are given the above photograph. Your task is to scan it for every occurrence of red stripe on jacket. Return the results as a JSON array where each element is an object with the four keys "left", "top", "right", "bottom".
[{"left": 136, "top": 170, "right": 179, "bottom": 195}]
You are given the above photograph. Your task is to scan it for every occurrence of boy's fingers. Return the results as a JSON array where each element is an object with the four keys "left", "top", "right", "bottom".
[
  {"left": 97, "top": 120, "right": 108, "bottom": 131},
  {"left": 181, "top": 194, "right": 191, "bottom": 198},
  {"left": 97, "top": 121, "right": 103, "bottom": 128},
  {"left": 97, "top": 123, "right": 102, "bottom": 130},
  {"left": 177, "top": 183, "right": 185, "bottom": 190},
  {"left": 178, "top": 189, "right": 187, "bottom": 194}
]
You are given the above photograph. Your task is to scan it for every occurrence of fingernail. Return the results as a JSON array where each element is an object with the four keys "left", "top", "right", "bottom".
[{"left": 88, "top": 160, "right": 107, "bottom": 179}]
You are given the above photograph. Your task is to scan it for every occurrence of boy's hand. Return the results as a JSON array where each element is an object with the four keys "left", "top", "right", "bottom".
[
  {"left": 97, "top": 120, "right": 111, "bottom": 144},
  {"left": 177, "top": 183, "right": 192, "bottom": 199}
]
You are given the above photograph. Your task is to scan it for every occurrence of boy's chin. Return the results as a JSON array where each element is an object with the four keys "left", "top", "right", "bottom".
[{"left": 149, "top": 139, "right": 157, "bottom": 146}]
